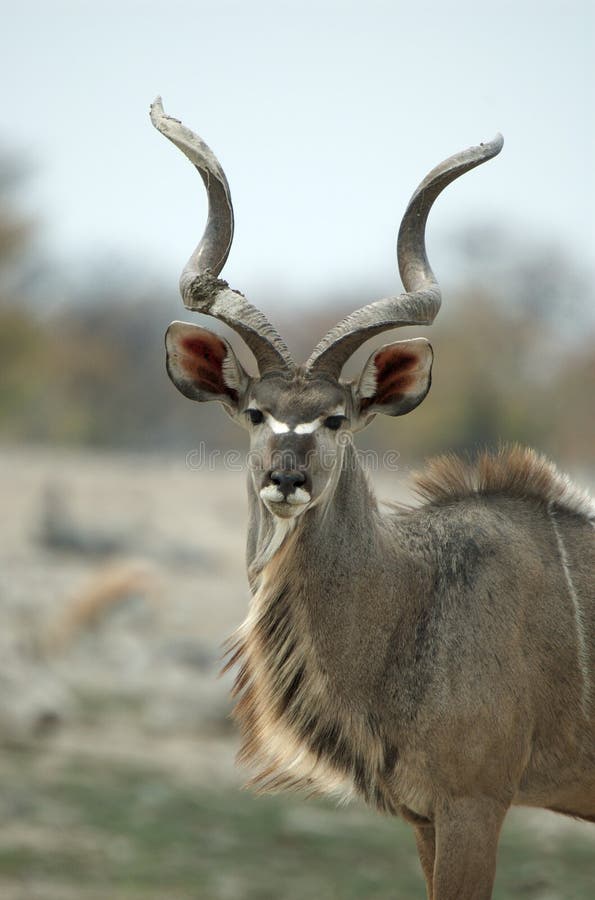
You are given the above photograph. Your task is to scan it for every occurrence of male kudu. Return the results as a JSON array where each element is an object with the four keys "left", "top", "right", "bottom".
[{"left": 151, "top": 98, "right": 594, "bottom": 899}]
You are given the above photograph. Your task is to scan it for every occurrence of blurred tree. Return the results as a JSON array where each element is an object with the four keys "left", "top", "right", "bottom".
[
  {"left": 447, "top": 223, "right": 595, "bottom": 338},
  {"left": 0, "top": 151, "right": 34, "bottom": 278},
  {"left": 0, "top": 169, "right": 592, "bottom": 465},
  {"left": 0, "top": 150, "right": 45, "bottom": 438}
]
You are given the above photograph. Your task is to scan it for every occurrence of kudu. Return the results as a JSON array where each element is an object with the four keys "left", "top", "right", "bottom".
[{"left": 151, "top": 98, "right": 595, "bottom": 899}]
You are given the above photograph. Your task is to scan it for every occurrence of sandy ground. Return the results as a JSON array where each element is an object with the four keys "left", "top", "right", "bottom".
[{"left": 0, "top": 444, "right": 593, "bottom": 848}]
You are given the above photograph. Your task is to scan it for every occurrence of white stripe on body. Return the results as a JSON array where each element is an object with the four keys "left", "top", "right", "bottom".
[{"left": 548, "top": 501, "right": 592, "bottom": 718}]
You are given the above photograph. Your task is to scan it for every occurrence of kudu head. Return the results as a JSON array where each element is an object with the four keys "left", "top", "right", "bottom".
[{"left": 151, "top": 98, "right": 502, "bottom": 520}]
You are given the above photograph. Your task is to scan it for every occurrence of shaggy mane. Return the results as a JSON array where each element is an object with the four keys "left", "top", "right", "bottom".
[{"left": 413, "top": 444, "right": 594, "bottom": 520}]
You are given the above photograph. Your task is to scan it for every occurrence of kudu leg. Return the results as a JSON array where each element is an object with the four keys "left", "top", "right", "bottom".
[
  {"left": 431, "top": 797, "right": 508, "bottom": 900},
  {"left": 413, "top": 822, "right": 436, "bottom": 900}
]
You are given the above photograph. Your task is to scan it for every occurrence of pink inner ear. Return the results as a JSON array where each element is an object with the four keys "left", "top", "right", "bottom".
[
  {"left": 178, "top": 333, "right": 238, "bottom": 401},
  {"left": 363, "top": 347, "right": 418, "bottom": 408}
]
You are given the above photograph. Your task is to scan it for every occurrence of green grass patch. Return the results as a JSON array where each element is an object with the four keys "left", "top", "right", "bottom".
[{"left": 0, "top": 750, "right": 592, "bottom": 899}]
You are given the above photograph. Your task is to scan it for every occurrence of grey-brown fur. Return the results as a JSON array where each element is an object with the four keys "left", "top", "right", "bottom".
[
  {"left": 236, "top": 443, "right": 595, "bottom": 812},
  {"left": 152, "top": 100, "right": 594, "bottom": 898},
  {"left": 232, "top": 440, "right": 595, "bottom": 899}
]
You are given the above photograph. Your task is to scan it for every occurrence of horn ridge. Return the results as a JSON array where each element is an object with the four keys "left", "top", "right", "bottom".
[
  {"left": 397, "top": 134, "right": 504, "bottom": 294},
  {"left": 151, "top": 97, "right": 294, "bottom": 374},
  {"left": 180, "top": 272, "right": 294, "bottom": 374},
  {"left": 306, "top": 134, "right": 503, "bottom": 378}
]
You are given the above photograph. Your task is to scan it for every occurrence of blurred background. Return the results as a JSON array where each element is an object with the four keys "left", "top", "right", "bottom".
[{"left": 1, "top": 1, "right": 594, "bottom": 898}]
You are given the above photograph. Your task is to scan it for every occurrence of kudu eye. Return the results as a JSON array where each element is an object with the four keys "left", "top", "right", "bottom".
[
  {"left": 324, "top": 415, "right": 346, "bottom": 431},
  {"left": 247, "top": 408, "right": 264, "bottom": 425}
]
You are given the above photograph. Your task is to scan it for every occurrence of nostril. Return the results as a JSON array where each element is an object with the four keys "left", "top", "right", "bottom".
[{"left": 269, "top": 470, "right": 307, "bottom": 495}]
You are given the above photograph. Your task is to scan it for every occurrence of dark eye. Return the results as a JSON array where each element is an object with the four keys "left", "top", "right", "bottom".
[
  {"left": 324, "top": 415, "right": 346, "bottom": 431},
  {"left": 246, "top": 408, "right": 264, "bottom": 425}
]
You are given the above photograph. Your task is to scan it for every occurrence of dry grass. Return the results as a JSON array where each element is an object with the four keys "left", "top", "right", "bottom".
[{"left": 0, "top": 445, "right": 593, "bottom": 898}]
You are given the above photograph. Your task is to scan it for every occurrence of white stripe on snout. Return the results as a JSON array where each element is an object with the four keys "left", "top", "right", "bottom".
[
  {"left": 260, "top": 484, "right": 285, "bottom": 503},
  {"left": 287, "top": 487, "right": 311, "bottom": 505},
  {"left": 259, "top": 484, "right": 311, "bottom": 506}
]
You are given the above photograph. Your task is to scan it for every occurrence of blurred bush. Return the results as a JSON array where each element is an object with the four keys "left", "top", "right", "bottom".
[{"left": 0, "top": 151, "right": 593, "bottom": 464}]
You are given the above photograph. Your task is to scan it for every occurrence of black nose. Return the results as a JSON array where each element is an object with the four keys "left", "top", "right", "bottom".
[{"left": 269, "top": 469, "right": 307, "bottom": 498}]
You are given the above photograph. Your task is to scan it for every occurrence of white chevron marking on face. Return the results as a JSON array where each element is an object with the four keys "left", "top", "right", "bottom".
[
  {"left": 267, "top": 415, "right": 291, "bottom": 434},
  {"left": 266, "top": 415, "right": 322, "bottom": 434},
  {"left": 263, "top": 406, "right": 345, "bottom": 435},
  {"left": 294, "top": 419, "right": 321, "bottom": 434}
]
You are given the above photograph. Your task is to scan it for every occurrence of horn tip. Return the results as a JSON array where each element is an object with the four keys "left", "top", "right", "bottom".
[
  {"left": 480, "top": 132, "right": 504, "bottom": 159},
  {"left": 150, "top": 95, "right": 164, "bottom": 122},
  {"left": 150, "top": 96, "right": 182, "bottom": 133}
]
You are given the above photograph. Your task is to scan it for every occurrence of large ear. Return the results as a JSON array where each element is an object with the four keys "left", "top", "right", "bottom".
[
  {"left": 355, "top": 338, "right": 433, "bottom": 420},
  {"left": 165, "top": 321, "right": 249, "bottom": 410}
]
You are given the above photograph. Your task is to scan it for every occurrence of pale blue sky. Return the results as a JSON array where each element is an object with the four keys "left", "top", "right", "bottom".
[{"left": 2, "top": 0, "right": 593, "bottom": 302}]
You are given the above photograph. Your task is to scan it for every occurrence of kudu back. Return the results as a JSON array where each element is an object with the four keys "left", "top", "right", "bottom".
[{"left": 151, "top": 98, "right": 594, "bottom": 900}]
